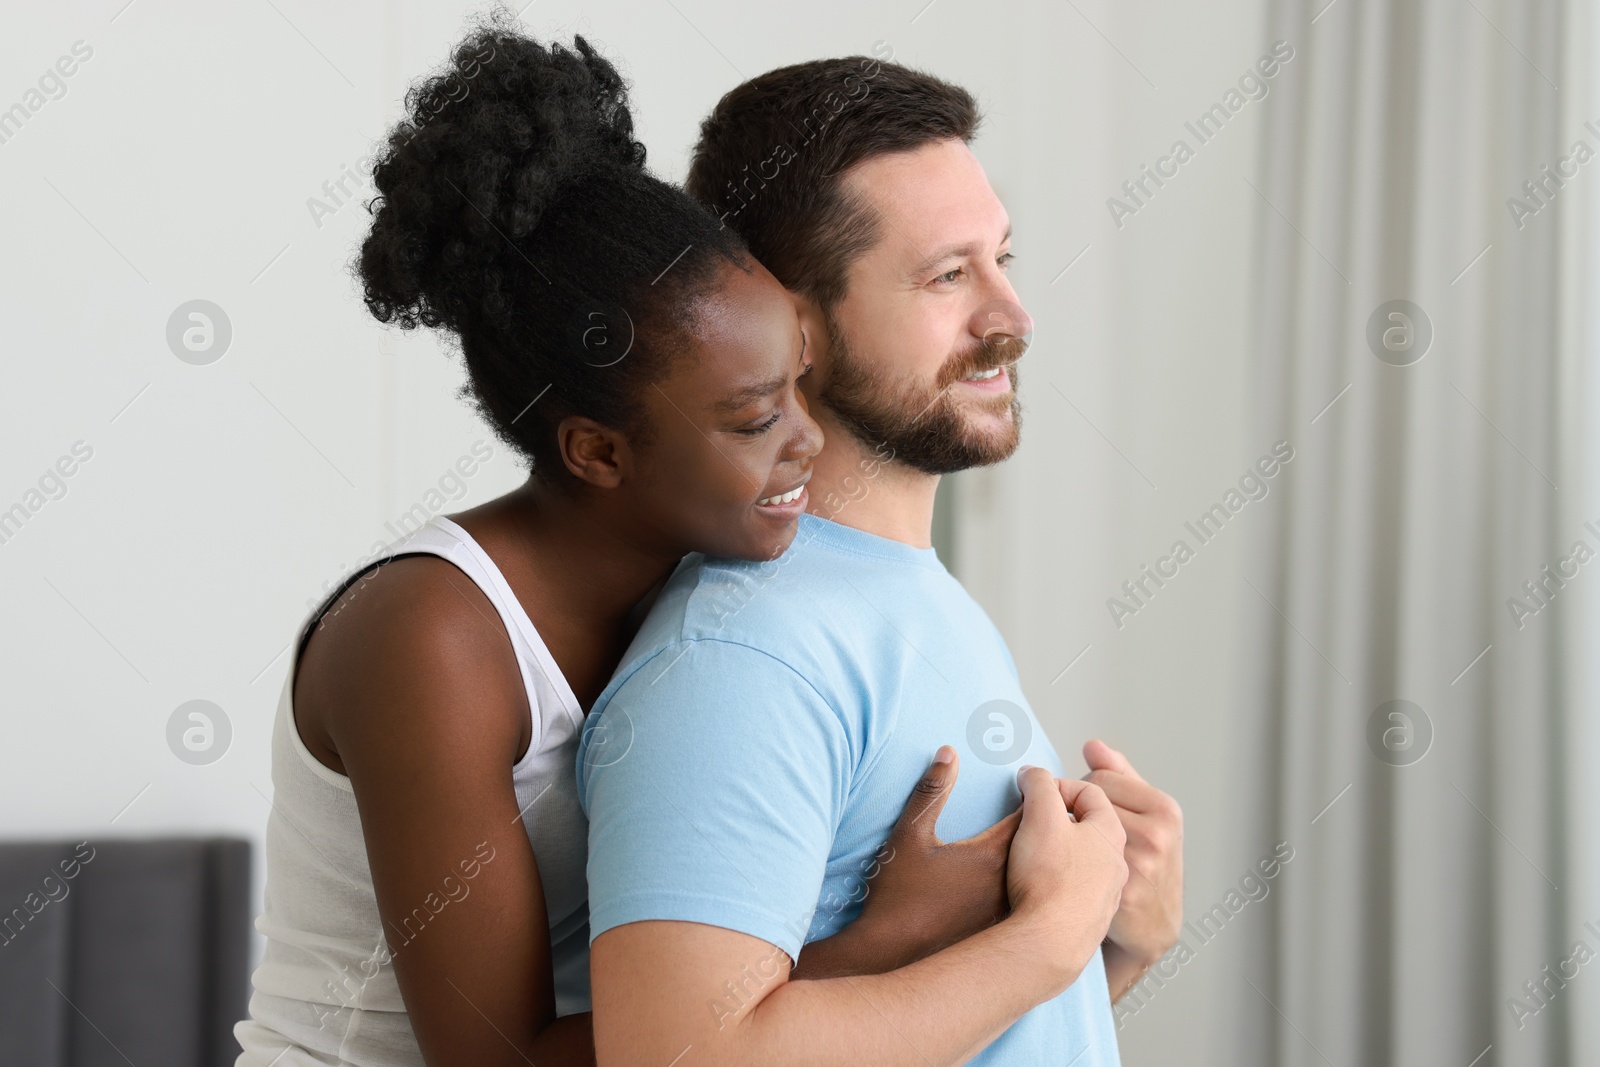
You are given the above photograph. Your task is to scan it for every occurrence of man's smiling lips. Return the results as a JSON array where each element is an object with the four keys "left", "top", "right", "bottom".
[{"left": 956, "top": 365, "right": 1011, "bottom": 393}]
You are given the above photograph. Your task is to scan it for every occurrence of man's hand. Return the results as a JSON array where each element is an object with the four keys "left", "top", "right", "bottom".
[
  {"left": 1081, "top": 739, "right": 1183, "bottom": 1000},
  {"left": 792, "top": 746, "right": 1018, "bottom": 979},
  {"left": 1007, "top": 767, "right": 1128, "bottom": 990}
]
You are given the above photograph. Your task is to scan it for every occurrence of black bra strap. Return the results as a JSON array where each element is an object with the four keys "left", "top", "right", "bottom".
[{"left": 296, "top": 551, "right": 437, "bottom": 660}]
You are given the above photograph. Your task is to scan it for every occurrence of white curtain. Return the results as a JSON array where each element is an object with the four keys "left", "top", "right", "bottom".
[{"left": 1231, "top": 1, "right": 1600, "bottom": 1064}]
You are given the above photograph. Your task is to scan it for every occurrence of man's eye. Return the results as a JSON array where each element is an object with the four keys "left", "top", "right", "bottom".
[
  {"left": 736, "top": 412, "right": 782, "bottom": 436},
  {"left": 998, "top": 252, "right": 1015, "bottom": 268},
  {"left": 935, "top": 267, "right": 965, "bottom": 284}
]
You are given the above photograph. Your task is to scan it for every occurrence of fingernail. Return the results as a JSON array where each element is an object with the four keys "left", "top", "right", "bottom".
[{"left": 934, "top": 747, "right": 955, "bottom": 765}]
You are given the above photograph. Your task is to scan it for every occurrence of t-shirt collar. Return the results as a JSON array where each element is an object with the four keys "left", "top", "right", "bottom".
[{"left": 790, "top": 513, "right": 945, "bottom": 570}]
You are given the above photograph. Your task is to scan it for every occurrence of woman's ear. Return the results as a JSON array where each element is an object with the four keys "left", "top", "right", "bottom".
[{"left": 557, "top": 415, "right": 629, "bottom": 489}]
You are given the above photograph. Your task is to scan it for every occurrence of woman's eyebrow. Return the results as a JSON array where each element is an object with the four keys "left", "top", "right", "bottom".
[
  {"left": 715, "top": 373, "right": 790, "bottom": 413},
  {"left": 714, "top": 327, "right": 807, "bottom": 413}
]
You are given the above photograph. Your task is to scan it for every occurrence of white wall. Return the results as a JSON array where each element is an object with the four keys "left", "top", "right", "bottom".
[
  {"left": 954, "top": 3, "right": 1278, "bottom": 1061},
  {"left": 2, "top": 2, "right": 1268, "bottom": 1063}
]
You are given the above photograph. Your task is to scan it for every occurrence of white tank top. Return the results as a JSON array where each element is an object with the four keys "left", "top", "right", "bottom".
[{"left": 235, "top": 516, "right": 591, "bottom": 1067}]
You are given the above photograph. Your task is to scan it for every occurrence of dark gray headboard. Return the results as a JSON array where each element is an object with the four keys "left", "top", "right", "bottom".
[{"left": 0, "top": 838, "right": 251, "bottom": 1067}]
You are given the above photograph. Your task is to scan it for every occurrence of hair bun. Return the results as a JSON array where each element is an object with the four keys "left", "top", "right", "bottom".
[{"left": 358, "top": 17, "right": 646, "bottom": 334}]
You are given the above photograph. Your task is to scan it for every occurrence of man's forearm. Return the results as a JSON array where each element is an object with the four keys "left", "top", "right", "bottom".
[
  {"left": 595, "top": 917, "right": 1075, "bottom": 1067},
  {"left": 751, "top": 921, "right": 1055, "bottom": 1065},
  {"left": 1101, "top": 940, "right": 1157, "bottom": 1004}
]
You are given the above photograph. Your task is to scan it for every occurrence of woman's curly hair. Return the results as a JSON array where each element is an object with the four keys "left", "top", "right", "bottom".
[{"left": 357, "top": 12, "right": 750, "bottom": 479}]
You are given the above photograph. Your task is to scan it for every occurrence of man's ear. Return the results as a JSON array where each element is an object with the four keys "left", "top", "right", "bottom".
[
  {"left": 557, "top": 415, "right": 629, "bottom": 489},
  {"left": 789, "top": 289, "right": 831, "bottom": 395}
]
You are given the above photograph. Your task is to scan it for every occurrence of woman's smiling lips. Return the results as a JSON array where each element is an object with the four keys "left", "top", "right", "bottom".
[{"left": 756, "top": 475, "right": 810, "bottom": 516}]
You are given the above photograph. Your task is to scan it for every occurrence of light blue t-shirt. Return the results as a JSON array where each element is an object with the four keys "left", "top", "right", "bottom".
[{"left": 577, "top": 514, "right": 1120, "bottom": 1066}]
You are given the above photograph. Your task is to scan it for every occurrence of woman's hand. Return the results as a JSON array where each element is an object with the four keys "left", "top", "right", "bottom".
[{"left": 790, "top": 746, "right": 1020, "bottom": 978}]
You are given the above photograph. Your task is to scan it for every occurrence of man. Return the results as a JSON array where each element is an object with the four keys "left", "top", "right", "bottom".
[{"left": 577, "top": 52, "right": 1183, "bottom": 1064}]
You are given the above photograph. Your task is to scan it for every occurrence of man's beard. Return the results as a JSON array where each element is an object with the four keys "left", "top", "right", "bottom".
[{"left": 818, "top": 309, "right": 1025, "bottom": 475}]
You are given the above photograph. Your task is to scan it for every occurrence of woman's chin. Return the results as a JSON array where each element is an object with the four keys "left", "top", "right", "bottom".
[{"left": 722, "top": 522, "right": 801, "bottom": 564}]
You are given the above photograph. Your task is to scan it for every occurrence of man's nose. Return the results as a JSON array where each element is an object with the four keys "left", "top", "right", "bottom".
[{"left": 971, "top": 298, "right": 1033, "bottom": 346}]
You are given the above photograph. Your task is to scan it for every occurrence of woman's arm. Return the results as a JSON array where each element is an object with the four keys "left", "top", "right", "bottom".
[
  {"left": 791, "top": 746, "right": 1018, "bottom": 979},
  {"left": 296, "top": 557, "right": 592, "bottom": 1065}
]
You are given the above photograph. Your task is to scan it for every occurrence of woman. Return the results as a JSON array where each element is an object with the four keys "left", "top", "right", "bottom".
[{"left": 235, "top": 20, "right": 1014, "bottom": 1067}]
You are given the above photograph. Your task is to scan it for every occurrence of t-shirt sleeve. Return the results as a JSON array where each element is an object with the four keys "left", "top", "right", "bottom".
[{"left": 577, "top": 638, "right": 851, "bottom": 961}]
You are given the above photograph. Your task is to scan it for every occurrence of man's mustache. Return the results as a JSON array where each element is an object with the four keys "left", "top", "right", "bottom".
[{"left": 939, "top": 333, "right": 1029, "bottom": 389}]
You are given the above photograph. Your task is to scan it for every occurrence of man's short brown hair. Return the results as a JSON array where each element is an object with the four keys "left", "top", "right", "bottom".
[{"left": 685, "top": 52, "right": 980, "bottom": 310}]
